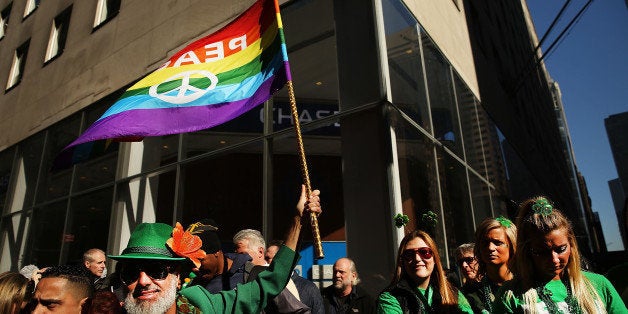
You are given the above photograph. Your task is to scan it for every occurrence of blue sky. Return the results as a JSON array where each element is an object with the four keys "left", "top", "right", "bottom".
[{"left": 526, "top": 0, "right": 627, "bottom": 250}]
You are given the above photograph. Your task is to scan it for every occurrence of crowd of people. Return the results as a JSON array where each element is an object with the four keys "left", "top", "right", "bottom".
[{"left": 0, "top": 190, "right": 626, "bottom": 313}]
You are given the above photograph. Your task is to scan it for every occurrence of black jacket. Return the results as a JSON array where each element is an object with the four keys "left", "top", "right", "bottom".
[
  {"left": 381, "top": 278, "right": 463, "bottom": 314},
  {"left": 321, "top": 284, "right": 375, "bottom": 314}
]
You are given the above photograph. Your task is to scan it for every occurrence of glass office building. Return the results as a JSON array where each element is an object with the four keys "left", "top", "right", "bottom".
[{"left": 0, "top": 0, "right": 588, "bottom": 292}]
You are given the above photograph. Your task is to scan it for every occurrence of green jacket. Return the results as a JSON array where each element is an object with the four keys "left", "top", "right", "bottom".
[
  {"left": 178, "top": 245, "right": 298, "bottom": 313},
  {"left": 493, "top": 271, "right": 627, "bottom": 313}
]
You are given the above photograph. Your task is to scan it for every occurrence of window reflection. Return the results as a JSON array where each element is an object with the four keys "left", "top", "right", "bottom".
[
  {"left": 384, "top": 0, "right": 430, "bottom": 131},
  {"left": 423, "top": 34, "right": 463, "bottom": 157},
  {"left": 0, "top": 147, "right": 15, "bottom": 214},
  {"left": 181, "top": 144, "right": 264, "bottom": 242},
  {"left": 66, "top": 188, "right": 113, "bottom": 264},
  {"left": 38, "top": 115, "right": 81, "bottom": 202},
  {"left": 436, "top": 148, "right": 474, "bottom": 256},
  {"left": 390, "top": 109, "right": 440, "bottom": 242},
  {"left": 30, "top": 202, "right": 67, "bottom": 266}
]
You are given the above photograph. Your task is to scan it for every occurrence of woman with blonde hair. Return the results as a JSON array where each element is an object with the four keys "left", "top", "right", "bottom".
[
  {"left": 377, "top": 230, "right": 473, "bottom": 313},
  {"left": 494, "top": 196, "right": 627, "bottom": 313},
  {"left": 465, "top": 216, "right": 517, "bottom": 313},
  {"left": 0, "top": 271, "right": 29, "bottom": 314}
]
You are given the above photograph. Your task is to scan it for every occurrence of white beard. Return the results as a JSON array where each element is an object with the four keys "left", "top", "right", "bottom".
[{"left": 124, "top": 276, "right": 178, "bottom": 314}]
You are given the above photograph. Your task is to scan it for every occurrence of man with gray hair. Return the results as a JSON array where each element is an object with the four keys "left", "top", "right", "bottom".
[
  {"left": 83, "top": 248, "right": 109, "bottom": 290},
  {"left": 321, "top": 257, "right": 375, "bottom": 314},
  {"left": 233, "top": 229, "right": 266, "bottom": 266},
  {"left": 235, "top": 231, "right": 324, "bottom": 314}
]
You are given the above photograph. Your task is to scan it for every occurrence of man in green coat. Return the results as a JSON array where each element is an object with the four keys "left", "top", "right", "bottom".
[{"left": 109, "top": 186, "right": 321, "bottom": 314}]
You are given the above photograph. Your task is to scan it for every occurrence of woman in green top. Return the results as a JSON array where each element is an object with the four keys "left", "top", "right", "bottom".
[
  {"left": 377, "top": 230, "right": 473, "bottom": 313},
  {"left": 494, "top": 196, "right": 627, "bottom": 313},
  {"left": 464, "top": 216, "right": 517, "bottom": 313}
]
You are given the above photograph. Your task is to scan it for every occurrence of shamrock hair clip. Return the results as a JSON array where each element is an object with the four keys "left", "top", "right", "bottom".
[
  {"left": 394, "top": 214, "right": 409, "bottom": 228},
  {"left": 531, "top": 198, "right": 553, "bottom": 216},
  {"left": 495, "top": 216, "right": 513, "bottom": 228}
]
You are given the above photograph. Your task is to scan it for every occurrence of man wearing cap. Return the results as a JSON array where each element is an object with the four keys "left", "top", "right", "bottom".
[
  {"left": 109, "top": 185, "right": 321, "bottom": 314},
  {"left": 188, "top": 219, "right": 253, "bottom": 293}
]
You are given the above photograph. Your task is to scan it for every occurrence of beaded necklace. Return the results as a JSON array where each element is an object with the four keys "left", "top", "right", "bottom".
[
  {"left": 479, "top": 277, "right": 494, "bottom": 313},
  {"left": 535, "top": 278, "right": 582, "bottom": 314}
]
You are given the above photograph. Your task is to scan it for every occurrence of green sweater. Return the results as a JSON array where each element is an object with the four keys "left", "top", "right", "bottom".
[
  {"left": 493, "top": 271, "right": 628, "bottom": 313},
  {"left": 377, "top": 285, "right": 474, "bottom": 313},
  {"left": 178, "top": 245, "right": 297, "bottom": 313}
]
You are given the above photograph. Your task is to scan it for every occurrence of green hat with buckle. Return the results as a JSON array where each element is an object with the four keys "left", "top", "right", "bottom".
[{"left": 108, "top": 223, "right": 186, "bottom": 261}]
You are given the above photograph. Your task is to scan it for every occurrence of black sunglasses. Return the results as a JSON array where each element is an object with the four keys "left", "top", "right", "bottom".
[
  {"left": 457, "top": 256, "right": 476, "bottom": 266},
  {"left": 119, "top": 262, "right": 178, "bottom": 285},
  {"left": 402, "top": 247, "right": 433, "bottom": 260}
]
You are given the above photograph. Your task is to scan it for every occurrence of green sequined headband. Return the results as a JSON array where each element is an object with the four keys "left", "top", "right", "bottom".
[
  {"left": 532, "top": 198, "right": 553, "bottom": 216},
  {"left": 495, "top": 216, "right": 513, "bottom": 228}
]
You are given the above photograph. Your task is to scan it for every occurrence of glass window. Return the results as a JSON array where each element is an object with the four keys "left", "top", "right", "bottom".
[
  {"left": 114, "top": 169, "right": 176, "bottom": 229},
  {"left": 29, "top": 201, "right": 67, "bottom": 266},
  {"left": 37, "top": 114, "right": 81, "bottom": 203},
  {"left": 180, "top": 142, "right": 263, "bottom": 242},
  {"left": 274, "top": 0, "right": 338, "bottom": 115},
  {"left": 271, "top": 123, "right": 343, "bottom": 242},
  {"left": 185, "top": 104, "right": 263, "bottom": 159},
  {"left": 22, "top": 0, "right": 38, "bottom": 18},
  {"left": 73, "top": 99, "right": 120, "bottom": 192},
  {"left": 0, "top": 3, "right": 12, "bottom": 40},
  {"left": 9, "top": 133, "right": 44, "bottom": 212},
  {"left": 469, "top": 172, "right": 492, "bottom": 225},
  {"left": 5, "top": 39, "right": 29, "bottom": 90},
  {"left": 128, "top": 135, "right": 180, "bottom": 172},
  {"left": 483, "top": 120, "right": 509, "bottom": 199},
  {"left": 390, "top": 109, "right": 440, "bottom": 239},
  {"left": 44, "top": 6, "right": 72, "bottom": 63},
  {"left": 64, "top": 188, "right": 113, "bottom": 264},
  {"left": 0, "top": 147, "right": 15, "bottom": 215},
  {"left": 93, "top": 0, "right": 120, "bottom": 28},
  {"left": 436, "top": 147, "right": 474, "bottom": 259},
  {"left": 73, "top": 148, "right": 117, "bottom": 192},
  {"left": 0, "top": 211, "right": 31, "bottom": 268},
  {"left": 383, "top": 0, "right": 430, "bottom": 131},
  {"left": 422, "top": 34, "right": 463, "bottom": 157},
  {"left": 454, "top": 73, "right": 486, "bottom": 174}
]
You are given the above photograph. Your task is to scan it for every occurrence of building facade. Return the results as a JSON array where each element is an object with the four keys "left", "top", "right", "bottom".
[
  {"left": 0, "top": 0, "right": 590, "bottom": 294},
  {"left": 606, "top": 111, "right": 628, "bottom": 249}
]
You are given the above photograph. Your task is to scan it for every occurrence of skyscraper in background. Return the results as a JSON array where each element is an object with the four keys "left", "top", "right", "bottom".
[{"left": 605, "top": 111, "right": 628, "bottom": 249}]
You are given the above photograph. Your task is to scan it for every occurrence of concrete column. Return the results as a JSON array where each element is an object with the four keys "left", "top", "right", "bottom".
[{"left": 334, "top": 0, "right": 401, "bottom": 295}]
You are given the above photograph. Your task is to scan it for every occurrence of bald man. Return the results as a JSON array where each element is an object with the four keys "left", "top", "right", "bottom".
[
  {"left": 31, "top": 265, "right": 93, "bottom": 313},
  {"left": 321, "top": 258, "right": 375, "bottom": 314}
]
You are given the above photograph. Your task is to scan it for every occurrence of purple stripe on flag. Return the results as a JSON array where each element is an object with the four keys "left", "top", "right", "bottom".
[{"left": 67, "top": 71, "right": 286, "bottom": 148}]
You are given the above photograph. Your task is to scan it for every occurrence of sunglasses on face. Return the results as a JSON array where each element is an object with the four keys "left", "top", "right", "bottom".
[
  {"left": 119, "top": 262, "right": 177, "bottom": 285},
  {"left": 402, "top": 247, "right": 433, "bottom": 260},
  {"left": 529, "top": 244, "right": 569, "bottom": 257},
  {"left": 457, "top": 256, "right": 476, "bottom": 266}
]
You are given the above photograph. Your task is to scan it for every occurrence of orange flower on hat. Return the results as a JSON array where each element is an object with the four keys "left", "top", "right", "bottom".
[{"left": 166, "top": 222, "right": 206, "bottom": 268}]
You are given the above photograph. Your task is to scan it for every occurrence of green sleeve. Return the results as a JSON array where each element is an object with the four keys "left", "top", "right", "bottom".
[
  {"left": 179, "top": 245, "right": 297, "bottom": 314},
  {"left": 377, "top": 291, "right": 403, "bottom": 314},
  {"left": 457, "top": 290, "right": 474, "bottom": 314},
  {"left": 584, "top": 272, "right": 628, "bottom": 313}
]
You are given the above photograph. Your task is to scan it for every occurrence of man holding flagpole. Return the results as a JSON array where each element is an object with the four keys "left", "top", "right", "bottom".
[
  {"left": 59, "top": 0, "right": 324, "bottom": 259},
  {"left": 109, "top": 185, "right": 321, "bottom": 314}
]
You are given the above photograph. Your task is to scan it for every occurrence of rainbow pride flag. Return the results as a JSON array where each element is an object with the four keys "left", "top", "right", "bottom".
[{"left": 66, "top": 0, "right": 289, "bottom": 148}]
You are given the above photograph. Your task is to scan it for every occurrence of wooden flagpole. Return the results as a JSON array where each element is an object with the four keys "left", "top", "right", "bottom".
[{"left": 285, "top": 80, "right": 324, "bottom": 259}]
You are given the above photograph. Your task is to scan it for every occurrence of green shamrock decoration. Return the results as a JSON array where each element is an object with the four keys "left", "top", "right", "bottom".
[
  {"left": 531, "top": 198, "right": 553, "bottom": 216},
  {"left": 394, "top": 214, "right": 409, "bottom": 228}
]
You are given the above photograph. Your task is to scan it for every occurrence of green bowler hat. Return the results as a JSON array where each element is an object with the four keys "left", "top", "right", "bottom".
[{"left": 108, "top": 223, "right": 186, "bottom": 261}]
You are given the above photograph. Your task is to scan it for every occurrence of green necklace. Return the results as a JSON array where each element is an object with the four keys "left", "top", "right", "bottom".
[
  {"left": 479, "top": 277, "right": 494, "bottom": 313},
  {"left": 535, "top": 278, "right": 581, "bottom": 314}
]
